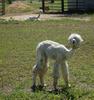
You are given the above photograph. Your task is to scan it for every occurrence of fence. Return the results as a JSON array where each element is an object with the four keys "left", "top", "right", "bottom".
[
  {"left": 65, "top": 0, "right": 85, "bottom": 12},
  {"left": 41, "top": 0, "right": 85, "bottom": 13},
  {"left": 42, "top": 0, "right": 63, "bottom": 13}
]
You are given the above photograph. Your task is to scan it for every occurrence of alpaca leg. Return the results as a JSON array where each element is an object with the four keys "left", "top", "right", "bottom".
[
  {"left": 39, "top": 57, "right": 48, "bottom": 89},
  {"left": 61, "top": 61, "right": 70, "bottom": 87},
  {"left": 39, "top": 73, "right": 44, "bottom": 87},
  {"left": 39, "top": 68, "right": 47, "bottom": 87},
  {"left": 32, "top": 62, "right": 45, "bottom": 91},
  {"left": 31, "top": 65, "right": 38, "bottom": 91},
  {"left": 39, "top": 72, "right": 46, "bottom": 90},
  {"left": 32, "top": 49, "right": 41, "bottom": 90},
  {"left": 53, "top": 62, "right": 60, "bottom": 90}
]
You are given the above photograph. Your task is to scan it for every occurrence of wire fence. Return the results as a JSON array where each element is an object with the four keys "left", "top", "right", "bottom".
[{"left": 41, "top": 0, "right": 86, "bottom": 13}]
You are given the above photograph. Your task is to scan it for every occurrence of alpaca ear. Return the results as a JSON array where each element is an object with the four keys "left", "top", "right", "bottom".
[
  {"left": 77, "top": 34, "right": 84, "bottom": 42},
  {"left": 81, "top": 38, "right": 84, "bottom": 42}
]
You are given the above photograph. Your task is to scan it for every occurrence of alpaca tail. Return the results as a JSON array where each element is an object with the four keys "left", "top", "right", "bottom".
[{"left": 36, "top": 46, "right": 48, "bottom": 69}]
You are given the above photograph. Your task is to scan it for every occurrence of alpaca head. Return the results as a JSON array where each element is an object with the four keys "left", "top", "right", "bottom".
[{"left": 68, "top": 33, "right": 83, "bottom": 49}]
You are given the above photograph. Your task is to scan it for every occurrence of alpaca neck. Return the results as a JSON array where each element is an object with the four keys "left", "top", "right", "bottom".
[
  {"left": 37, "top": 13, "right": 41, "bottom": 18},
  {"left": 66, "top": 48, "right": 75, "bottom": 59}
]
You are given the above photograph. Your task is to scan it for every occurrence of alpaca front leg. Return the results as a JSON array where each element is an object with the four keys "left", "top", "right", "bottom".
[
  {"left": 53, "top": 63, "right": 60, "bottom": 90},
  {"left": 61, "top": 61, "right": 70, "bottom": 87}
]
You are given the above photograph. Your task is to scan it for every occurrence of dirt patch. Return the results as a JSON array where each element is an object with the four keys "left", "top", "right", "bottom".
[
  {"left": 6, "top": 1, "right": 32, "bottom": 13},
  {"left": 0, "top": 14, "right": 91, "bottom": 21}
]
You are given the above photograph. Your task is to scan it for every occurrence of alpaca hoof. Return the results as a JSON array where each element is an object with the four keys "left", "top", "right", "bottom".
[
  {"left": 53, "top": 88, "right": 58, "bottom": 92},
  {"left": 38, "top": 85, "right": 44, "bottom": 90},
  {"left": 65, "top": 84, "right": 71, "bottom": 88},
  {"left": 48, "top": 88, "right": 58, "bottom": 93},
  {"left": 44, "top": 84, "right": 47, "bottom": 87},
  {"left": 68, "top": 84, "right": 71, "bottom": 88},
  {"left": 31, "top": 85, "right": 36, "bottom": 92}
]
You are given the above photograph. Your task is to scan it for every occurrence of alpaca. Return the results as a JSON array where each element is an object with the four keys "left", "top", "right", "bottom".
[
  {"left": 31, "top": 33, "right": 83, "bottom": 91},
  {"left": 28, "top": 10, "right": 43, "bottom": 21}
]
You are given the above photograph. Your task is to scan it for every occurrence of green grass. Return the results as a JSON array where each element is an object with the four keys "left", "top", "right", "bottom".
[{"left": 0, "top": 18, "right": 94, "bottom": 100}]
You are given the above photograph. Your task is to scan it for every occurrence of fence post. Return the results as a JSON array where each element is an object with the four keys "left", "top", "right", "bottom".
[
  {"left": 76, "top": 0, "right": 78, "bottom": 11},
  {"left": 61, "top": 0, "right": 64, "bottom": 13},
  {"left": 0, "top": 0, "right": 5, "bottom": 15},
  {"left": 2, "top": 0, "right": 5, "bottom": 15},
  {"left": 42, "top": 0, "right": 45, "bottom": 13}
]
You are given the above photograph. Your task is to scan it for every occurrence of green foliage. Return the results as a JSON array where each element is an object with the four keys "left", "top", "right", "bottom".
[{"left": 0, "top": 18, "right": 94, "bottom": 99}]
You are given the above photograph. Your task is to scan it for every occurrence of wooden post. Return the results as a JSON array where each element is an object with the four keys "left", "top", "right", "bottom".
[
  {"left": 76, "top": 0, "right": 78, "bottom": 11},
  {"left": 42, "top": 0, "right": 45, "bottom": 13},
  {"left": 61, "top": 0, "right": 64, "bottom": 13},
  {"left": 2, "top": 0, "right": 5, "bottom": 15},
  {"left": 51, "top": 0, "right": 54, "bottom": 3},
  {"left": 0, "top": 0, "right": 5, "bottom": 15}
]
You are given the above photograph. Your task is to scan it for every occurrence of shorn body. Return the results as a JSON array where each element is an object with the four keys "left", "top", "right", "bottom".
[{"left": 32, "top": 33, "right": 83, "bottom": 91}]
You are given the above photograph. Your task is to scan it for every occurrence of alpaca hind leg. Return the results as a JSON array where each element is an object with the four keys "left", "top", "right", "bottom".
[
  {"left": 31, "top": 64, "right": 38, "bottom": 91},
  {"left": 53, "top": 62, "right": 60, "bottom": 90},
  {"left": 61, "top": 61, "right": 70, "bottom": 87},
  {"left": 39, "top": 57, "right": 48, "bottom": 89}
]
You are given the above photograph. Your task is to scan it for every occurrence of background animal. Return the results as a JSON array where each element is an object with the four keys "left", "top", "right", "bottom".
[{"left": 28, "top": 10, "right": 43, "bottom": 21}]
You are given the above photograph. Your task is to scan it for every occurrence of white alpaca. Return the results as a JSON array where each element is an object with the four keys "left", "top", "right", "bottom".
[
  {"left": 31, "top": 33, "right": 83, "bottom": 91},
  {"left": 28, "top": 10, "right": 43, "bottom": 21}
]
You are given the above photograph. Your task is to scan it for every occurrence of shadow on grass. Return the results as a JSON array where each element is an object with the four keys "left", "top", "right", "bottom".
[
  {"left": 47, "top": 87, "right": 76, "bottom": 100},
  {"left": 31, "top": 85, "right": 76, "bottom": 100},
  {"left": 31, "top": 85, "right": 90, "bottom": 100}
]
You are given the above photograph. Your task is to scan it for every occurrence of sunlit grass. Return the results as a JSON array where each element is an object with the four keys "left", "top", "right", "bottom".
[{"left": 0, "top": 19, "right": 94, "bottom": 99}]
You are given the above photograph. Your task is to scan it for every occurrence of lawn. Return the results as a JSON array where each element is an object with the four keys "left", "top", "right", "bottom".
[{"left": 0, "top": 18, "right": 94, "bottom": 100}]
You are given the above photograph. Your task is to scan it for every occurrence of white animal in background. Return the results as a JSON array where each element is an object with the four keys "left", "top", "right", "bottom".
[
  {"left": 31, "top": 33, "right": 83, "bottom": 91},
  {"left": 28, "top": 10, "right": 43, "bottom": 21}
]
